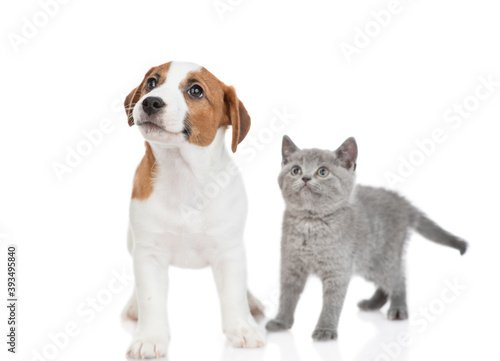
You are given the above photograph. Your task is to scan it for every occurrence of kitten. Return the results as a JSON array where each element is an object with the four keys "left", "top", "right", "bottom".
[{"left": 266, "top": 136, "right": 467, "bottom": 341}]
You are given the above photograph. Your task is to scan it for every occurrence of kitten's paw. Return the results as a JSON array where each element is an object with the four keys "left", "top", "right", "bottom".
[
  {"left": 312, "top": 328, "right": 338, "bottom": 341},
  {"left": 357, "top": 289, "right": 389, "bottom": 311},
  {"left": 387, "top": 307, "right": 408, "bottom": 320},
  {"left": 358, "top": 299, "right": 384, "bottom": 311},
  {"left": 225, "top": 324, "right": 265, "bottom": 348},
  {"left": 266, "top": 319, "right": 292, "bottom": 332}
]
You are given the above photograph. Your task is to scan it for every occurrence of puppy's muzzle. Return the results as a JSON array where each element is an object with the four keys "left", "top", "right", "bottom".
[{"left": 142, "top": 96, "right": 165, "bottom": 115}]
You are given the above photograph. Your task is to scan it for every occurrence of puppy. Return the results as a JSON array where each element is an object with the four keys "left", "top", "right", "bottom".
[{"left": 122, "top": 61, "right": 264, "bottom": 358}]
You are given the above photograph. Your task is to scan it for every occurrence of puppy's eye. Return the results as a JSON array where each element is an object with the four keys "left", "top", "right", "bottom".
[
  {"left": 187, "top": 85, "right": 204, "bottom": 99},
  {"left": 317, "top": 167, "right": 329, "bottom": 177},
  {"left": 291, "top": 166, "right": 302, "bottom": 176},
  {"left": 146, "top": 77, "right": 157, "bottom": 91}
]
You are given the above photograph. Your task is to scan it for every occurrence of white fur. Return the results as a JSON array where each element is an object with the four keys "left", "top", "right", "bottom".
[
  {"left": 133, "top": 62, "right": 201, "bottom": 144},
  {"left": 126, "top": 62, "right": 264, "bottom": 359}
]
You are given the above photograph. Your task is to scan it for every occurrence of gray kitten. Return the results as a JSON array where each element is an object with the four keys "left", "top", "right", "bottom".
[{"left": 266, "top": 136, "right": 467, "bottom": 341}]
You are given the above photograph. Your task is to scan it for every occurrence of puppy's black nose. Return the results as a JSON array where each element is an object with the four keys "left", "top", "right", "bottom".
[
  {"left": 142, "top": 96, "right": 165, "bottom": 115},
  {"left": 302, "top": 176, "right": 311, "bottom": 182}
]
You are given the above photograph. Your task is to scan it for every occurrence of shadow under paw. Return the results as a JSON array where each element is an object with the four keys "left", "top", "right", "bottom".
[
  {"left": 312, "top": 328, "right": 338, "bottom": 341},
  {"left": 266, "top": 319, "right": 291, "bottom": 332}
]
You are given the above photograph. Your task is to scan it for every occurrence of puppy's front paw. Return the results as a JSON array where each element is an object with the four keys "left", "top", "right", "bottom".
[
  {"left": 265, "top": 318, "right": 292, "bottom": 332},
  {"left": 127, "top": 335, "right": 168, "bottom": 359},
  {"left": 312, "top": 328, "right": 338, "bottom": 341},
  {"left": 225, "top": 323, "right": 265, "bottom": 348}
]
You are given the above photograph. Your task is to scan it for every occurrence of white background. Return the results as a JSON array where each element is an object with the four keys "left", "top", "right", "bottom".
[{"left": 1, "top": 0, "right": 499, "bottom": 360}]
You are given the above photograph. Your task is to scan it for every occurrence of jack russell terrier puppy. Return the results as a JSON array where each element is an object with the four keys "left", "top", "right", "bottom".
[{"left": 122, "top": 61, "right": 265, "bottom": 358}]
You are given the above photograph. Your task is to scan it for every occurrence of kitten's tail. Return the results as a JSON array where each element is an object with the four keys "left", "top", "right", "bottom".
[{"left": 413, "top": 213, "right": 468, "bottom": 255}]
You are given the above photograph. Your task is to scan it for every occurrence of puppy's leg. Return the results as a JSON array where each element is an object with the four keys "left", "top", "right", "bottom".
[
  {"left": 212, "top": 247, "right": 265, "bottom": 348},
  {"left": 127, "top": 246, "right": 170, "bottom": 359},
  {"left": 123, "top": 289, "right": 138, "bottom": 321},
  {"left": 123, "top": 227, "right": 139, "bottom": 321}
]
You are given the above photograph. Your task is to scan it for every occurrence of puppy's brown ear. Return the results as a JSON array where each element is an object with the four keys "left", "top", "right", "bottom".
[
  {"left": 124, "top": 86, "right": 141, "bottom": 126},
  {"left": 224, "top": 86, "right": 251, "bottom": 152},
  {"left": 124, "top": 67, "right": 155, "bottom": 127}
]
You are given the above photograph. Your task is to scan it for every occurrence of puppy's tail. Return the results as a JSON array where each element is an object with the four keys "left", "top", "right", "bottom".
[
  {"left": 247, "top": 291, "right": 265, "bottom": 321},
  {"left": 413, "top": 212, "right": 468, "bottom": 255}
]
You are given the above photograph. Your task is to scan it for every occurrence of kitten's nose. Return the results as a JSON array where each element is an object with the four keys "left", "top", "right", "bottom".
[{"left": 302, "top": 176, "right": 311, "bottom": 182}]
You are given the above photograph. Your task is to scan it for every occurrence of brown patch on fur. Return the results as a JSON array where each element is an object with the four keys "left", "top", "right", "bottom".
[
  {"left": 247, "top": 291, "right": 265, "bottom": 321},
  {"left": 124, "top": 62, "right": 251, "bottom": 151},
  {"left": 124, "top": 62, "right": 172, "bottom": 126},
  {"left": 180, "top": 68, "right": 251, "bottom": 152},
  {"left": 131, "top": 142, "right": 157, "bottom": 200}
]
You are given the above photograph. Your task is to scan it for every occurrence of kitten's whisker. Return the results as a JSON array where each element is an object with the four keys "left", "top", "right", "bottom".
[{"left": 309, "top": 183, "right": 322, "bottom": 191}]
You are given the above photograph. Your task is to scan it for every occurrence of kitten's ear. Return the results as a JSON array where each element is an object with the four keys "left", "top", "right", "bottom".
[
  {"left": 335, "top": 137, "right": 358, "bottom": 171},
  {"left": 282, "top": 135, "right": 300, "bottom": 164}
]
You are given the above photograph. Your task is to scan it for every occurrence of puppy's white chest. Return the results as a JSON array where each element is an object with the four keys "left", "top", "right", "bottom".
[
  {"left": 129, "top": 138, "right": 247, "bottom": 269},
  {"left": 159, "top": 231, "right": 215, "bottom": 268}
]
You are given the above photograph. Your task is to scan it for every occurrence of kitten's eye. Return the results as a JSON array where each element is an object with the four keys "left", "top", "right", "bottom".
[
  {"left": 187, "top": 84, "right": 204, "bottom": 98},
  {"left": 291, "top": 166, "right": 302, "bottom": 176},
  {"left": 146, "top": 77, "right": 157, "bottom": 91},
  {"left": 317, "top": 167, "right": 329, "bottom": 177}
]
